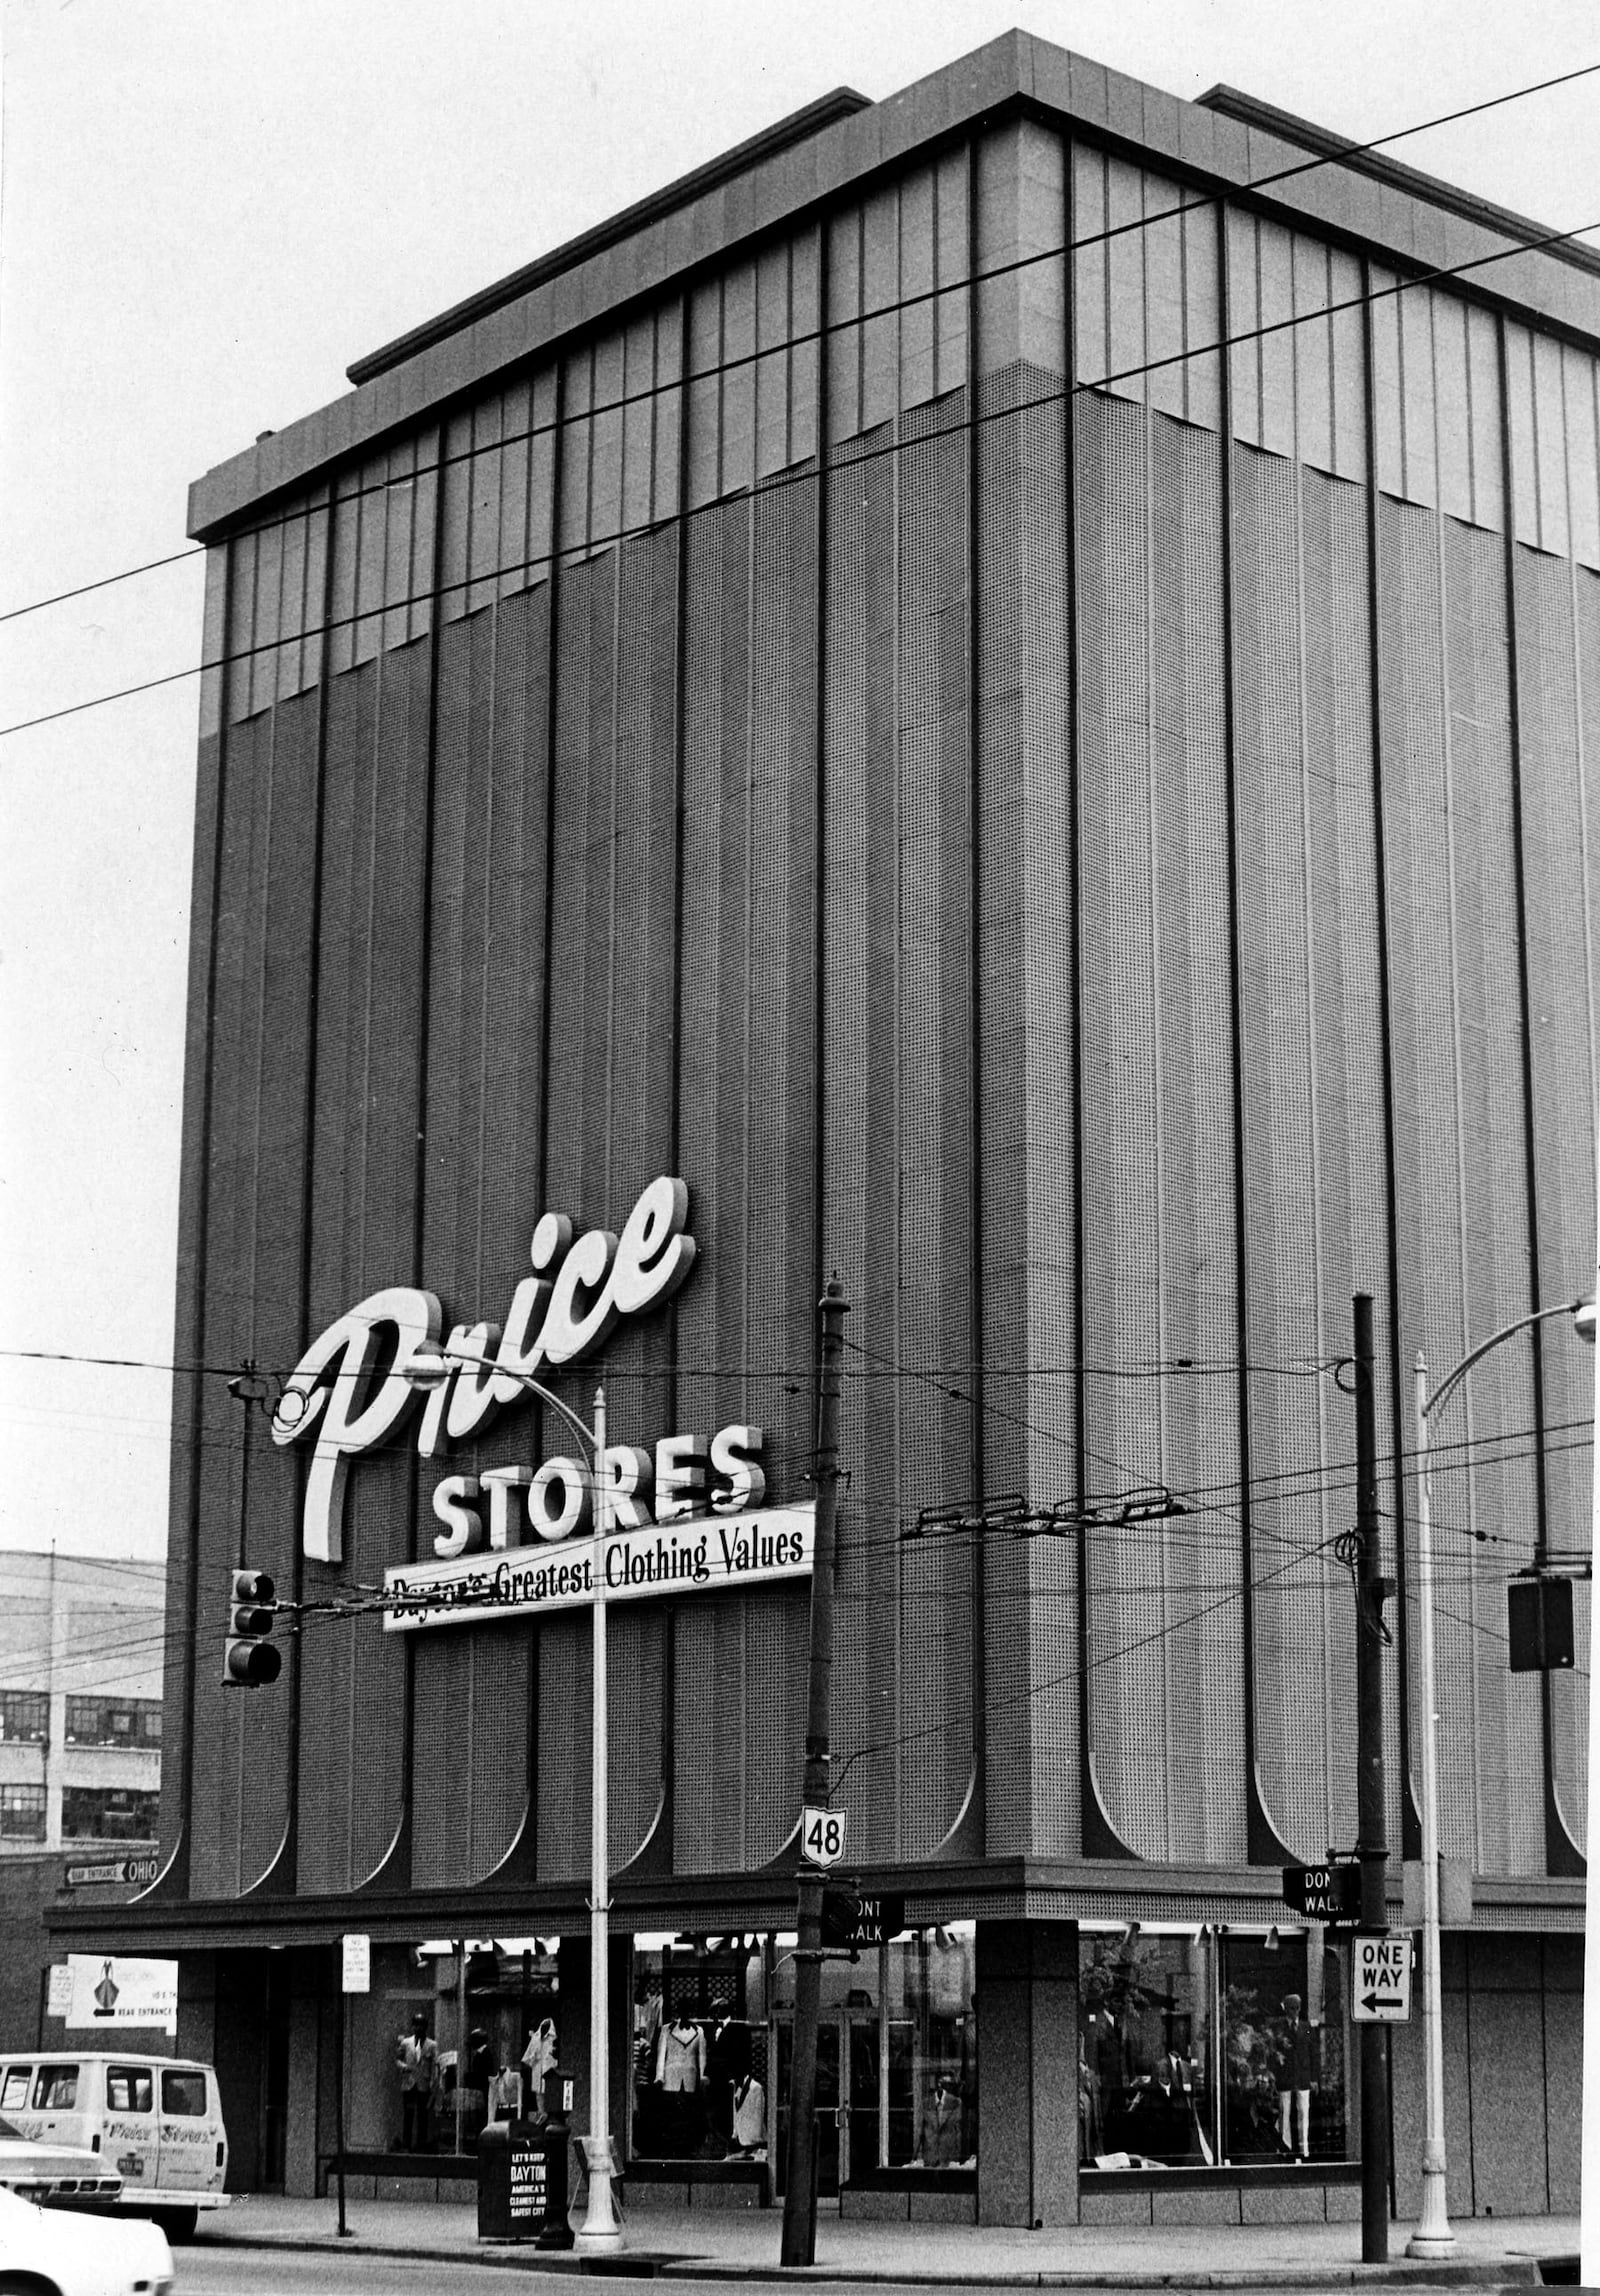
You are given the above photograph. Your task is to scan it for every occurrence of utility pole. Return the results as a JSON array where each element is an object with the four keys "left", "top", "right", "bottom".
[
  {"left": 1353, "top": 1294, "right": 1390, "bottom": 2264},
  {"left": 779, "top": 1277, "right": 849, "bottom": 2269}
]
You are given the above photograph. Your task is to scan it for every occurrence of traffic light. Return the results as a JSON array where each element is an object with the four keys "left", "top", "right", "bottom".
[
  {"left": 1507, "top": 1573, "right": 1575, "bottom": 1672},
  {"left": 224, "top": 1568, "right": 282, "bottom": 1686}
]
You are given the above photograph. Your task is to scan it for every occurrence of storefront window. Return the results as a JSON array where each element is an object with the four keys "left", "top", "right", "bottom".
[
  {"left": 354, "top": 1941, "right": 560, "bottom": 2156},
  {"left": 1080, "top": 1928, "right": 1213, "bottom": 2166},
  {"left": 627, "top": 1923, "right": 977, "bottom": 2188},
  {"left": 1219, "top": 1929, "right": 1348, "bottom": 2164},
  {"left": 1080, "top": 1926, "right": 1351, "bottom": 2171},
  {"left": 631, "top": 1935, "right": 769, "bottom": 2162}
]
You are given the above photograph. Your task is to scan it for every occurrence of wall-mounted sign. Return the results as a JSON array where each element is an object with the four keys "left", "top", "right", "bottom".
[
  {"left": 64, "top": 1956, "right": 178, "bottom": 2035},
  {"left": 272, "top": 1176, "right": 698, "bottom": 1562},
  {"left": 62, "top": 1854, "right": 160, "bottom": 1890},
  {"left": 385, "top": 1503, "right": 814, "bottom": 1632},
  {"left": 342, "top": 1934, "right": 371, "bottom": 1993}
]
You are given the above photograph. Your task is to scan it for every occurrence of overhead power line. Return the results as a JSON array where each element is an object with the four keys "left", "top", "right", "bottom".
[{"left": 2, "top": 58, "right": 1595, "bottom": 638}]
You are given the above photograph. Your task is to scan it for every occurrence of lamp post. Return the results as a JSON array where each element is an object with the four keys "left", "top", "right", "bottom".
[
  {"left": 1406, "top": 1297, "right": 1590, "bottom": 2261},
  {"left": 403, "top": 1347, "right": 621, "bottom": 2254}
]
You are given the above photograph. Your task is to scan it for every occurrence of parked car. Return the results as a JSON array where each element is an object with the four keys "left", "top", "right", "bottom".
[
  {"left": 0, "top": 2182, "right": 173, "bottom": 2295},
  {"left": 0, "top": 2113, "right": 121, "bottom": 2207},
  {"left": 0, "top": 2056, "right": 227, "bottom": 2243}
]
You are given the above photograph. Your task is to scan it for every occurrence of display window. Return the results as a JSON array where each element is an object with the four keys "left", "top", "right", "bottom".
[
  {"left": 630, "top": 1934, "right": 770, "bottom": 2163},
  {"left": 361, "top": 1941, "right": 560, "bottom": 2156},
  {"left": 627, "top": 1924, "right": 977, "bottom": 2190},
  {"left": 1079, "top": 1925, "right": 1351, "bottom": 2170}
]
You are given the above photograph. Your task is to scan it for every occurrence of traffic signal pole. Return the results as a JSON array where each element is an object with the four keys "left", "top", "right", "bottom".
[
  {"left": 779, "top": 1277, "right": 849, "bottom": 2270},
  {"left": 1353, "top": 1295, "right": 1390, "bottom": 2264}
]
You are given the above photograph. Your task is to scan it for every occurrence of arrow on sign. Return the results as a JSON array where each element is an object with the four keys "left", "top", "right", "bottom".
[{"left": 1361, "top": 1991, "right": 1403, "bottom": 2013}]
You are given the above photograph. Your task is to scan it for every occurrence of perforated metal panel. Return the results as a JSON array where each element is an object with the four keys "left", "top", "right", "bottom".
[
  {"left": 1377, "top": 497, "right": 1545, "bottom": 1877},
  {"left": 1075, "top": 389, "right": 1243, "bottom": 1865},
  {"left": 295, "top": 638, "right": 431, "bottom": 1894},
  {"left": 1514, "top": 544, "right": 1596, "bottom": 1848},
  {"left": 1230, "top": 442, "right": 1395, "bottom": 1864},
  {"left": 975, "top": 359, "right": 1077, "bottom": 1859},
  {"left": 187, "top": 692, "right": 322, "bottom": 1898}
]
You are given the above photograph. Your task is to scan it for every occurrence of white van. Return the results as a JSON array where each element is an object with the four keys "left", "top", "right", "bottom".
[{"left": 0, "top": 2054, "right": 228, "bottom": 2240}]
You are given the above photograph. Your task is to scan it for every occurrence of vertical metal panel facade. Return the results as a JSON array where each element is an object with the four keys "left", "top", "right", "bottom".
[{"left": 168, "top": 93, "right": 1599, "bottom": 1910}]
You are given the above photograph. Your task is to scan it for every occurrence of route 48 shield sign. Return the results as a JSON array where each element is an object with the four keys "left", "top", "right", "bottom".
[
  {"left": 1351, "top": 1934, "right": 1413, "bottom": 2022},
  {"left": 799, "top": 1805, "right": 847, "bottom": 1868}
]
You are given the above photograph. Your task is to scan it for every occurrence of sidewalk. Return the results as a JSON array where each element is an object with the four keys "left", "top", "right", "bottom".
[{"left": 197, "top": 2194, "right": 1578, "bottom": 2287}]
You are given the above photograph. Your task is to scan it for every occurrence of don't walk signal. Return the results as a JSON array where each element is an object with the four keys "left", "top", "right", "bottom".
[{"left": 225, "top": 1568, "right": 282, "bottom": 1687}]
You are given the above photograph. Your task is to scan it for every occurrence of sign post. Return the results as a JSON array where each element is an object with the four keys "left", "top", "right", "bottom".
[
  {"left": 336, "top": 1936, "right": 369, "bottom": 2239},
  {"left": 780, "top": 1278, "right": 849, "bottom": 2271}
]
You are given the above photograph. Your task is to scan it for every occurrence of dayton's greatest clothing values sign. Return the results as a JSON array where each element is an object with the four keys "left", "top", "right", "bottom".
[{"left": 270, "top": 1173, "right": 813, "bottom": 1625}]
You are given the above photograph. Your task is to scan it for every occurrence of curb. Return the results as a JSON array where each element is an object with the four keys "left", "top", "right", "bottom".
[{"left": 196, "top": 2230, "right": 1547, "bottom": 2288}]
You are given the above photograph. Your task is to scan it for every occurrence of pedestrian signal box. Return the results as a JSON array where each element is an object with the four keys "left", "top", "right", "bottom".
[
  {"left": 821, "top": 1889, "right": 906, "bottom": 1950},
  {"left": 1507, "top": 1575, "right": 1575, "bottom": 1673},
  {"left": 1282, "top": 1860, "right": 1361, "bottom": 1924}
]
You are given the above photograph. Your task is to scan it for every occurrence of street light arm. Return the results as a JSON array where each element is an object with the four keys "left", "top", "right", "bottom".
[
  {"left": 1423, "top": 1299, "right": 1589, "bottom": 1423},
  {"left": 404, "top": 1346, "right": 601, "bottom": 1460}
]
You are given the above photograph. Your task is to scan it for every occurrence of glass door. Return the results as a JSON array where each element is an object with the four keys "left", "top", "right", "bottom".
[{"left": 773, "top": 2018, "right": 842, "bottom": 2195}]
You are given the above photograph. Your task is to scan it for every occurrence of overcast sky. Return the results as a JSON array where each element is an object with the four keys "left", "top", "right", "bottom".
[{"left": 1, "top": 0, "right": 1596, "bottom": 1562}]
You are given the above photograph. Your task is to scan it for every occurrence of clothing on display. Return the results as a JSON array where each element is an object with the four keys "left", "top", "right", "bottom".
[
  {"left": 918, "top": 2080, "right": 964, "bottom": 2168},
  {"left": 731, "top": 2074, "right": 765, "bottom": 2150},
  {"left": 487, "top": 2064, "right": 521, "bottom": 2123},
  {"left": 656, "top": 2018, "right": 706, "bottom": 2093},
  {"left": 522, "top": 2018, "right": 559, "bottom": 2090}
]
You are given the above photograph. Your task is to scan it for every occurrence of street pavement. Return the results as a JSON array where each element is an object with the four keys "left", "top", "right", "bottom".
[{"left": 186, "top": 2193, "right": 1579, "bottom": 2289}]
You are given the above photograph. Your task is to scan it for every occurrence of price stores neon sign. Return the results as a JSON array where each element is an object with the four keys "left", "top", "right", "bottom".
[{"left": 271, "top": 1176, "right": 812, "bottom": 1621}]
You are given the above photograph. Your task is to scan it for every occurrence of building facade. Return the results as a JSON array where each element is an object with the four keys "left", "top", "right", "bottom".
[
  {"left": 0, "top": 1554, "right": 163, "bottom": 1859},
  {"left": 59, "top": 34, "right": 1595, "bottom": 2226},
  {"left": 0, "top": 1553, "right": 164, "bottom": 2059}
]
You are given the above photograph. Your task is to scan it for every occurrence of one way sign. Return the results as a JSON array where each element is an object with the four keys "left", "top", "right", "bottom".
[{"left": 1351, "top": 1934, "right": 1413, "bottom": 2022}]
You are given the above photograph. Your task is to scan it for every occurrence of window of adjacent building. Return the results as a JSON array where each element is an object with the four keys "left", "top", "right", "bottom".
[
  {"left": 0, "top": 1785, "right": 47, "bottom": 1841},
  {"left": 33, "top": 2065, "right": 79, "bottom": 2111},
  {"left": 107, "top": 2066, "right": 153, "bottom": 2113},
  {"left": 60, "top": 1787, "right": 158, "bottom": 1841},
  {"left": 63, "top": 1695, "right": 162, "bottom": 1749},
  {"left": 160, "top": 2070, "right": 207, "bottom": 2118},
  {"left": 0, "top": 1690, "right": 48, "bottom": 1744}
]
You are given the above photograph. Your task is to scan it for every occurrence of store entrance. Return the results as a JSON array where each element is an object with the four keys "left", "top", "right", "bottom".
[{"left": 773, "top": 2013, "right": 881, "bottom": 2194}]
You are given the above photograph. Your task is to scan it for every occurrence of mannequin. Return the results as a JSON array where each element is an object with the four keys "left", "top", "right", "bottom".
[
  {"left": 395, "top": 2012, "right": 437, "bottom": 2152},
  {"left": 705, "top": 2016, "right": 751, "bottom": 2140},
  {"left": 917, "top": 2074, "right": 963, "bottom": 2167},
  {"left": 1275, "top": 1994, "right": 1317, "bottom": 2159},
  {"left": 655, "top": 2015, "right": 705, "bottom": 2092}
]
